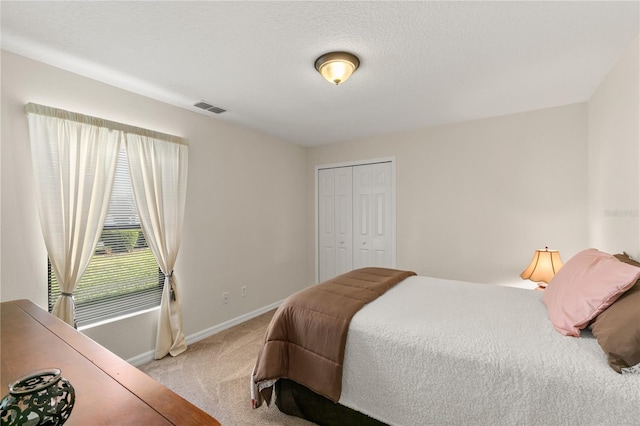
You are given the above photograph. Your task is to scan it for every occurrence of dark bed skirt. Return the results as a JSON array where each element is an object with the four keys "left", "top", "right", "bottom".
[{"left": 275, "top": 378, "right": 388, "bottom": 426}]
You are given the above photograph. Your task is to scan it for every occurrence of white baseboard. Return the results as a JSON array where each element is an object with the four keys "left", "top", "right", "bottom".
[
  {"left": 185, "top": 299, "right": 282, "bottom": 345},
  {"left": 128, "top": 300, "right": 283, "bottom": 367},
  {"left": 128, "top": 350, "right": 155, "bottom": 367}
]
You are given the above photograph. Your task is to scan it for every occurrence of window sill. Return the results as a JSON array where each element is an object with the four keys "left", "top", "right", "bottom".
[{"left": 78, "top": 305, "right": 160, "bottom": 331}]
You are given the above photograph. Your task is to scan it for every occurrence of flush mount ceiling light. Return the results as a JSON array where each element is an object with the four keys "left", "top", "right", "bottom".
[{"left": 314, "top": 51, "right": 360, "bottom": 85}]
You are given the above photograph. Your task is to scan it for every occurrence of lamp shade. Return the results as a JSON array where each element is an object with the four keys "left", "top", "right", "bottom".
[
  {"left": 314, "top": 52, "right": 360, "bottom": 85},
  {"left": 520, "top": 247, "right": 563, "bottom": 286}
]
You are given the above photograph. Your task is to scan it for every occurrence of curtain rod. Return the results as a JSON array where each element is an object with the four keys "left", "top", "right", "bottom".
[{"left": 25, "top": 102, "right": 186, "bottom": 145}]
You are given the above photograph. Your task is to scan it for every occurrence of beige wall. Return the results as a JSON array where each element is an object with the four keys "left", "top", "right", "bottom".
[
  {"left": 307, "top": 104, "right": 590, "bottom": 285},
  {"left": 588, "top": 35, "right": 640, "bottom": 256},
  {"left": 0, "top": 50, "right": 309, "bottom": 359}
]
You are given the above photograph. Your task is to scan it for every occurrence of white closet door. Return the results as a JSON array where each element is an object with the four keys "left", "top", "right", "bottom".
[
  {"left": 318, "top": 169, "right": 335, "bottom": 282},
  {"left": 353, "top": 162, "right": 393, "bottom": 269},
  {"left": 318, "top": 168, "right": 353, "bottom": 282},
  {"left": 334, "top": 168, "right": 353, "bottom": 276}
]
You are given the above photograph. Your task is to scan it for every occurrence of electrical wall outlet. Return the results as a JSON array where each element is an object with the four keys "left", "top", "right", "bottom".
[
  {"left": 241, "top": 286, "right": 247, "bottom": 297},
  {"left": 222, "top": 292, "right": 229, "bottom": 304}
]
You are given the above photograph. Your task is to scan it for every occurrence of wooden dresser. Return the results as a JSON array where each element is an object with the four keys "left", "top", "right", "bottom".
[{"left": 0, "top": 299, "right": 220, "bottom": 425}]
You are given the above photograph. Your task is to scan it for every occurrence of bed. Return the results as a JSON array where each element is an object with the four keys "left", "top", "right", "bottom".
[{"left": 252, "top": 253, "right": 640, "bottom": 426}]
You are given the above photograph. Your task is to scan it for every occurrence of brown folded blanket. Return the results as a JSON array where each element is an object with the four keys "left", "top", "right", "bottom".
[{"left": 252, "top": 267, "right": 416, "bottom": 408}]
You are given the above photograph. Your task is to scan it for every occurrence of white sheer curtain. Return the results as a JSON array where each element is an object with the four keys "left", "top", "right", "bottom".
[
  {"left": 27, "top": 106, "right": 120, "bottom": 327},
  {"left": 124, "top": 134, "right": 188, "bottom": 359}
]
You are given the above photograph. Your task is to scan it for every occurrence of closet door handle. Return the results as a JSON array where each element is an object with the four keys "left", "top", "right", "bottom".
[{"left": 362, "top": 241, "right": 367, "bottom": 245}]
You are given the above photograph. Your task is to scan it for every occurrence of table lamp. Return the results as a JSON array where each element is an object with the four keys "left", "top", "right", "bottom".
[{"left": 520, "top": 247, "right": 563, "bottom": 290}]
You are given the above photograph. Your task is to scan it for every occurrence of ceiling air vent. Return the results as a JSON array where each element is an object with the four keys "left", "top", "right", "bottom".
[{"left": 193, "top": 101, "right": 226, "bottom": 114}]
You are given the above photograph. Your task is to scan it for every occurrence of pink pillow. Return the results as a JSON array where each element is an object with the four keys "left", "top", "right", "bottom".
[{"left": 542, "top": 248, "right": 640, "bottom": 337}]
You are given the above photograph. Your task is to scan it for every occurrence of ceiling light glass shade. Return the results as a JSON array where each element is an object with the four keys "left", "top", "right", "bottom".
[
  {"left": 520, "top": 247, "right": 563, "bottom": 286},
  {"left": 315, "top": 52, "right": 360, "bottom": 85}
]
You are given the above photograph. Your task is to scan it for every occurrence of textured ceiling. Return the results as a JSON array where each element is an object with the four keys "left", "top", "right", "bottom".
[{"left": 2, "top": 1, "right": 638, "bottom": 146}]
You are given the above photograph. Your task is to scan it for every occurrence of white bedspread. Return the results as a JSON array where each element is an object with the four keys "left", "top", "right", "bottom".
[{"left": 339, "top": 276, "right": 640, "bottom": 426}]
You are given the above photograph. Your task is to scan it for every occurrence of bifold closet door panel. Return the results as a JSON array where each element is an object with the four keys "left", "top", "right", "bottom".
[
  {"left": 353, "top": 163, "right": 393, "bottom": 269},
  {"left": 318, "top": 168, "right": 353, "bottom": 282}
]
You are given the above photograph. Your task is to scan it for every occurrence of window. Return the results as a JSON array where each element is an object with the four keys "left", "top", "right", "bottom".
[{"left": 48, "top": 146, "right": 163, "bottom": 327}]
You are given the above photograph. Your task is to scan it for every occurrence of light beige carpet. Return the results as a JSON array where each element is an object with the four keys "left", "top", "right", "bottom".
[{"left": 138, "top": 310, "right": 312, "bottom": 425}]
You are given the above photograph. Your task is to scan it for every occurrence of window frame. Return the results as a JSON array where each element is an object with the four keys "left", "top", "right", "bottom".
[{"left": 47, "top": 144, "right": 165, "bottom": 328}]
